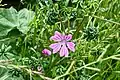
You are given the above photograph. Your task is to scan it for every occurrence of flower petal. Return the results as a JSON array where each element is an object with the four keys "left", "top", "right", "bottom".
[
  {"left": 49, "top": 43, "right": 61, "bottom": 53},
  {"left": 60, "top": 45, "right": 69, "bottom": 57},
  {"left": 67, "top": 42, "right": 75, "bottom": 52},
  {"left": 42, "top": 49, "right": 51, "bottom": 55},
  {"left": 55, "top": 31, "right": 62, "bottom": 38},
  {"left": 50, "top": 36, "right": 61, "bottom": 42},
  {"left": 64, "top": 34, "right": 72, "bottom": 41},
  {"left": 50, "top": 31, "right": 63, "bottom": 42}
]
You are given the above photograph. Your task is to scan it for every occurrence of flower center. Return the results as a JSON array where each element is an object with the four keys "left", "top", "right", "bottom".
[{"left": 60, "top": 39, "right": 67, "bottom": 46}]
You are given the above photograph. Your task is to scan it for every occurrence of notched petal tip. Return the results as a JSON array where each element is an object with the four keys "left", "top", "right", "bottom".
[
  {"left": 67, "top": 42, "right": 75, "bottom": 52},
  {"left": 65, "top": 34, "right": 72, "bottom": 41},
  {"left": 50, "top": 31, "right": 63, "bottom": 41},
  {"left": 50, "top": 36, "right": 62, "bottom": 42},
  {"left": 55, "top": 31, "right": 61, "bottom": 35}
]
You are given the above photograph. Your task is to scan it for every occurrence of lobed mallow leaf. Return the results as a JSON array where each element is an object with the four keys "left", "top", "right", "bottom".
[
  {"left": 0, "top": 7, "right": 35, "bottom": 36},
  {"left": 18, "top": 8, "right": 35, "bottom": 34},
  {"left": 0, "top": 7, "right": 18, "bottom": 36}
]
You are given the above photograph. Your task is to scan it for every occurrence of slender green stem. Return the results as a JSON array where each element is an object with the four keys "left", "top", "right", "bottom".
[
  {"left": 93, "top": 15, "right": 120, "bottom": 25},
  {"left": 97, "top": 44, "right": 110, "bottom": 61},
  {"left": 88, "top": 73, "right": 99, "bottom": 80},
  {"left": 84, "top": 67, "right": 100, "bottom": 72},
  {"left": 65, "top": 61, "right": 75, "bottom": 74},
  {"left": 73, "top": 17, "right": 85, "bottom": 38},
  {"left": 86, "top": 0, "right": 103, "bottom": 28}
]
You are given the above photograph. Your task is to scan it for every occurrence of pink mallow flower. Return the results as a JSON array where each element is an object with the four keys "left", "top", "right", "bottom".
[
  {"left": 42, "top": 49, "right": 51, "bottom": 56},
  {"left": 49, "top": 31, "right": 75, "bottom": 57}
]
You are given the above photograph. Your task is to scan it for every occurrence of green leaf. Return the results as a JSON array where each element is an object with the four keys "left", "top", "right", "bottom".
[
  {"left": 0, "top": 7, "right": 35, "bottom": 36},
  {"left": 72, "top": 0, "right": 78, "bottom": 3},
  {"left": 18, "top": 8, "right": 35, "bottom": 34},
  {"left": 0, "top": 73, "right": 10, "bottom": 80},
  {"left": 0, "top": 67, "right": 7, "bottom": 78},
  {"left": 0, "top": 7, "right": 18, "bottom": 36},
  {"left": 0, "top": 68, "right": 24, "bottom": 80}
]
